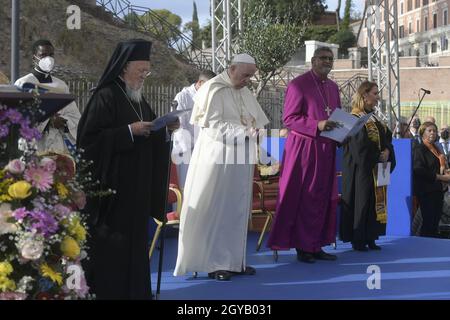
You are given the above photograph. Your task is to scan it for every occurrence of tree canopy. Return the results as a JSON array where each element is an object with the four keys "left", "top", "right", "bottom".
[
  {"left": 245, "top": 0, "right": 326, "bottom": 25},
  {"left": 238, "top": 2, "right": 323, "bottom": 96}
]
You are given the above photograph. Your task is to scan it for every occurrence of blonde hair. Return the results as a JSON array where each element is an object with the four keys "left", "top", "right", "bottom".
[
  {"left": 418, "top": 121, "right": 438, "bottom": 137},
  {"left": 351, "top": 81, "right": 378, "bottom": 114}
]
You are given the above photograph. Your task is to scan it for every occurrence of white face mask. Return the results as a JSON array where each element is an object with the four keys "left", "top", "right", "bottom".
[{"left": 35, "top": 56, "right": 55, "bottom": 72}]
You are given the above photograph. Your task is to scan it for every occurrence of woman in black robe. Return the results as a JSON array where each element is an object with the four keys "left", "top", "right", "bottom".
[
  {"left": 413, "top": 121, "right": 450, "bottom": 237},
  {"left": 340, "top": 81, "right": 396, "bottom": 251}
]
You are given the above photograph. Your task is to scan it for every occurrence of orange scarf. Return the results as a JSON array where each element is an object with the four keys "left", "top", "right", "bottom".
[{"left": 423, "top": 140, "right": 447, "bottom": 174}]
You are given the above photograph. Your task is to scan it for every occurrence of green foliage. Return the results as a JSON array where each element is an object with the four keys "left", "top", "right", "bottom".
[
  {"left": 245, "top": 0, "right": 326, "bottom": 26},
  {"left": 304, "top": 25, "right": 337, "bottom": 43},
  {"left": 184, "top": 20, "right": 201, "bottom": 48},
  {"left": 139, "top": 9, "right": 182, "bottom": 45},
  {"left": 123, "top": 12, "right": 140, "bottom": 29},
  {"left": 191, "top": 1, "right": 201, "bottom": 47},
  {"left": 239, "top": 4, "right": 305, "bottom": 96},
  {"left": 342, "top": 0, "right": 352, "bottom": 30},
  {"left": 199, "top": 21, "right": 212, "bottom": 48},
  {"left": 328, "top": 29, "right": 356, "bottom": 57},
  {"left": 184, "top": 1, "right": 201, "bottom": 49}
]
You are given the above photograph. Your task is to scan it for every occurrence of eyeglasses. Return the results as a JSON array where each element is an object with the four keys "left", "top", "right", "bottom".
[
  {"left": 316, "top": 56, "right": 334, "bottom": 62},
  {"left": 138, "top": 70, "right": 152, "bottom": 77}
]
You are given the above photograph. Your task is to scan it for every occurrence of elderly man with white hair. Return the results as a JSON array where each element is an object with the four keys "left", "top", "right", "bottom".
[{"left": 174, "top": 53, "right": 269, "bottom": 281}]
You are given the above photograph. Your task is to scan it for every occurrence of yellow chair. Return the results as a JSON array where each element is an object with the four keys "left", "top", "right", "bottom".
[
  {"left": 149, "top": 162, "right": 182, "bottom": 261},
  {"left": 252, "top": 166, "right": 279, "bottom": 251}
]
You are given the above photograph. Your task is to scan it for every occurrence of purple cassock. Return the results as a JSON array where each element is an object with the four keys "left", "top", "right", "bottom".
[{"left": 267, "top": 70, "right": 340, "bottom": 253}]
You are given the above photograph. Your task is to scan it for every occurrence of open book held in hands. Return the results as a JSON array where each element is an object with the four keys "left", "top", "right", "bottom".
[
  {"left": 320, "top": 108, "right": 372, "bottom": 143},
  {"left": 151, "top": 108, "right": 192, "bottom": 131}
]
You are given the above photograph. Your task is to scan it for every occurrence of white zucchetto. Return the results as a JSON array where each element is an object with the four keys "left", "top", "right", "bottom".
[{"left": 231, "top": 53, "right": 256, "bottom": 65}]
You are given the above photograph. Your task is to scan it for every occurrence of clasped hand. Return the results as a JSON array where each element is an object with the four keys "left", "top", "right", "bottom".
[
  {"left": 50, "top": 115, "right": 67, "bottom": 130},
  {"left": 130, "top": 121, "right": 153, "bottom": 137},
  {"left": 167, "top": 118, "right": 180, "bottom": 132},
  {"left": 379, "top": 149, "right": 390, "bottom": 163},
  {"left": 131, "top": 118, "right": 180, "bottom": 137},
  {"left": 318, "top": 120, "right": 339, "bottom": 132}
]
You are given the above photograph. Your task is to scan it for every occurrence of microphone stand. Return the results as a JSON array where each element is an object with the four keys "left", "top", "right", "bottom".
[
  {"left": 402, "top": 90, "right": 429, "bottom": 138},
  {"left": 155, "top": 129, "right": 173, "bottom": 300},
  {"left": 155, "top": 101, "right": 178, "bottom": 300}
]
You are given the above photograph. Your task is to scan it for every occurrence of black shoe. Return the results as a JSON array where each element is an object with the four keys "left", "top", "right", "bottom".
[
  {"left": 313, "top": 250, "right": 337, "bottom": 261},
  {"left": 232, "top": 266, "right": 256, "bottom": 276},
  {"left": 298, "top": 252, "right": 316, "bottom": 263},
  {"left": 208, "top": 270, "right": 232, "bottom": 281},
  {"left": 367, "top": 240, "right": 381, "bottom": 250},
  {"left": 352, "top": 243, "right": 368, "bottom": 251}
]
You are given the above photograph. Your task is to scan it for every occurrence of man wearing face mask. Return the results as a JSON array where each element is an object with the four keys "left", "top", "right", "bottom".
[
  {"left": 14, "top": 39, "right": 81, "bottom": 154},
  {"left": 404, "top": 115, "right": 422, "bottom": 145}
]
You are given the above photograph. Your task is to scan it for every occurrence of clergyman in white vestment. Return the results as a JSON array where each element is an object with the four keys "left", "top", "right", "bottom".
[
  {"left": 14, "top": 39, "right": 80, "bottom": 155},
  {"left": 173, "top": 54, "right": 269, "bottom": 281},
  {"left": 172, "top": 70, "right": 216, "bottom": 190}
]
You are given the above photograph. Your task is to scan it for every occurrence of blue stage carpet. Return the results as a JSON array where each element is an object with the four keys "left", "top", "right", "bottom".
[{"left": 150, "top": 231, "right": 450, "bottom": 300}]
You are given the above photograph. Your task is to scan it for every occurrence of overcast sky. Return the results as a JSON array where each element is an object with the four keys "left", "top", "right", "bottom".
[{"left": 128, "top": 0, "right": 365, "bottom": 26}]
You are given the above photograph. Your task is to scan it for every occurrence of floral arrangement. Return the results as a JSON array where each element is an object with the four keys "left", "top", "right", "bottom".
[
  {"left": 0, "top": 105, "right": 42, "bottom": 162},
  {"left": 0, "top": 153, "right": 92, "bottom": 299},
  {"left": 0, "top": 103, "right": 105, "bottom": 300},
  {"left": 0, "top": 107, "right": 41, "bottom": 142}
]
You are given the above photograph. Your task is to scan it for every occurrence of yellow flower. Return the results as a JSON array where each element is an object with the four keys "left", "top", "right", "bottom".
[
  {"left": 0, "top": 194, "right": 12, "bottom": 202},
  {"left": 60, "top": 236, "right": 80, "bottom": 259},
  {"left": 63, "top": 217, "right": 87, "bottom": 243},
  {"left": 72, "top": 223, "right": 86, "bottom": 243},
  {"left": 0, "top": 275, "right": 16, "bottom": 292},
  {"left": 56, "top": 183, "right": 69, "bottom": 199},
  {"left": 0, "top": 174, "right": 14, "bottom": 201},
  {"left": 0, "top": 262, "right": 13, "bottom": 276},
  {"left": 40, "top": 263, "right": 63, "bottom": 286},
  {"left": 8, "top": 181, "right": 32, "bottom": 200}
]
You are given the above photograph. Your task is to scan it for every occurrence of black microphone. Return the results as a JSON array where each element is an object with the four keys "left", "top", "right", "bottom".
[{"left": 420, "top": 88, "right": 431, "bottom": 94}]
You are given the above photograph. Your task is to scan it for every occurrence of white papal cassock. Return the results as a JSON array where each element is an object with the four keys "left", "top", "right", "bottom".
[{"left": 174, "top": 70, "right": 269, "bottom": 276}]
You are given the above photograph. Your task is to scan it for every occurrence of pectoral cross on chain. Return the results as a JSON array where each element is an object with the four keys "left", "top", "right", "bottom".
[{"left": 325, "top": 106, "right": 332, "bottom": 116}]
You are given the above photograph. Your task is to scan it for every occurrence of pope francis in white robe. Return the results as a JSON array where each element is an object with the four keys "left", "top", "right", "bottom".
[
  {"left": 174, "top": 54, "right": 269, "bottom": 279},
  {"left": 15, "top": 73, "right": 80, "bottom": 154}
]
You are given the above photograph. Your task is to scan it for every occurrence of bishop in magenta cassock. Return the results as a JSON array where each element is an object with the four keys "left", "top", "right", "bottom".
[{"left": 267, "top": 47, "right": 341, "bottom": 263}]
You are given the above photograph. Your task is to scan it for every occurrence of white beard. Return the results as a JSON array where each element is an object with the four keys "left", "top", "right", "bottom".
[{"left": 125, "top": 84, "right": 143, "bottom": 103}]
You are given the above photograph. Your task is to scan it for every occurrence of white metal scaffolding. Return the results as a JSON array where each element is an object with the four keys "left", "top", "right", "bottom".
[
  {"left": 211, "top": 0, "right": 243, "bottom": 73},
  {"left": 366, "top": 0, "right": 401, "bottom": 136}
]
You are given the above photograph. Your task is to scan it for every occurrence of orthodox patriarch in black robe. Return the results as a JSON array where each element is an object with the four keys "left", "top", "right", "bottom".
[
  {"left": 77, "top": 39, "right": 169, "bottom": 299},
  {"left": 340, "top": 112, "right": 396, "bottom": 249}
]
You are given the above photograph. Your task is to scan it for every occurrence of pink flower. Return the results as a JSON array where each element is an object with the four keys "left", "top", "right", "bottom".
[
  {"left": 39, "top": 158, "right": 56, "bottom": 173},
  {"left": 53, "top": 204, "right": 72, "bottom": 218},
  {"left": 24, "top": 166, "right": 53, "bottom": 192},
  {"left": 0, "top": 292, "right": 27, "bottom": 300},
  {"left": 72, "top": 191, "right": 86, "bottom": 210},
  {"left": 5, "top": 159, "right": 25, "bottom": 174},
  {"left": 54, "top": 155, "right": 75, "bottom": 183},
  {"left": 12, "top": 207, "right": 29, "bottom": 220}
]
